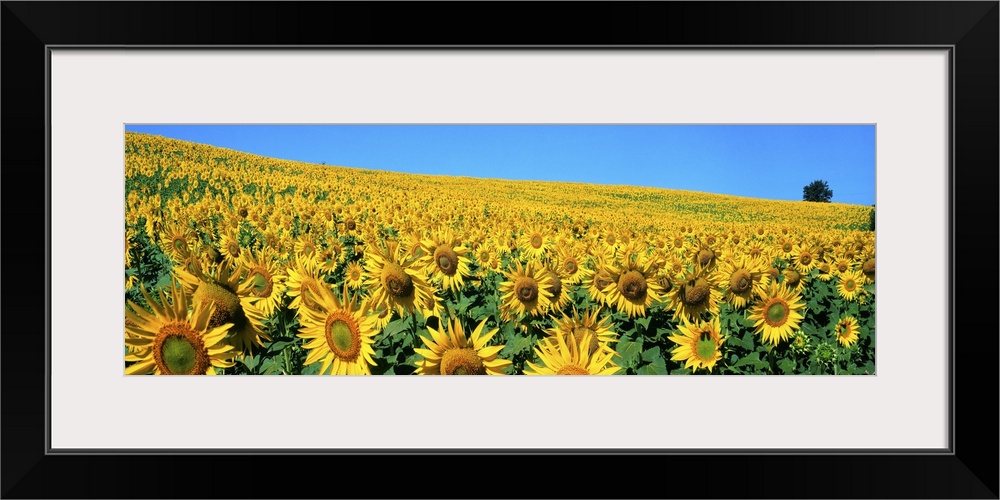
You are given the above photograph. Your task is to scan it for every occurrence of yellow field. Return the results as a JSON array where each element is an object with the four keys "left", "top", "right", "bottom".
[{"left": 125, "top": 131, "right": 875, "bottom": 376}]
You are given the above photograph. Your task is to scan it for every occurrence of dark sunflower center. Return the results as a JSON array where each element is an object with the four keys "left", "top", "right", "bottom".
[
  {"left": 571, "top": 327, "right": 600, "bottom": 356},
  {"left": 707, "top": 236, "right": 716, "bottom": 245},
  {"left": 657, "top": 275, "right": 673, "bottom": 293},
  {"left": 302, "top": 243, "right": 315, "bottom": 256},
  {"left": 440, "top": 348, "right": 485, "bottom": 375},
  {"left": 730, "top": 269, "right": 752, "bottom": 293},
  {"left": 782, "top": 269, "right": 801, "bottom": 287},
  {"left": 837, "top": 262, "right": 848, "bottom": 273},
  {"left": 838, "top": 323, "right": 852, "bottom": 337},
  {"left": 619, "top": 271, "right": 647, "bottom": 300},
  {"left": 173, "top": 238, "right": 188, "bottom": 252},
  {"left": 607, "top": 235, "right": 616, "bottom": 246},
  {"left": 325, "top": 316, "right": 361, "bottom": 361},
  {"left": 683, "top": 279, "right": 709, "bottom": 306},
  {"left": 434, "top": 245, "right": 459, "bottom": 276},
  {"left": 564, "top": 259, "right": 578, "bottom": 274},
  {"left": 845, "top": 249, "right": 856, "bottom": 260},
  {"left": 800, "top": 254, "right": 812, "bottom": 265},
  {"left": 697, "top": 249, "right": 715, "bottom": 267},
  {"left": 556, "top": 364, "right": 590, "bottom": 375},
  {"left": 228, "top": 242, "right": 240, "bottom": 257},
  {"left": 819, "top": 263, "right": 831, "bottom": 274},
  {"left": 732, "top": 235, "right": 741, "bottom": 244},
  {"left": 193, "top": 281, "right": 244, "bottom": 329},
  {"left": 749, "top": 248, "right": 762, "bottom": 258},
  {"left": 346, "top": 219, "right": 356, "bottom": 231},
  {"left": 238, "top": 208, "right": 248, "bottom": 218},
  {"left": 153, "top": 323, "right": 208, "bottom": 375},
  {"left": 515, "top": 277, "right": 539, "bottom": 303},
  {"left": 782, "top": 243, "right": 792, "bottom": 253},
  {"left": 766, "top": 301, "right": 789, "bottom": 325},
  {"left": 766, "top": 267, "right": 779, "bottom": 279},
  {"left": 382, "top": 263, "right": 414, "bottom": 298},
  {"left": 547, "top": 273, "right": 563, "bottom": 299},
  {"left": 673, "top": 238, "right": 684, "bottom": 248},
  {"left": 250, "top": 270, "right": 272, "bottom": 297},
  {"left": 596, "top": 271, "right": 613, "bottom": 290},
  {"left": 844, "top": 279, "right": 856, "bottom": 291},
  {"left": 863, "top": 258, "right": 875, "bottom": 277},
  {"left": 530, "top": 234, "right": 543, "bottom": 249}
]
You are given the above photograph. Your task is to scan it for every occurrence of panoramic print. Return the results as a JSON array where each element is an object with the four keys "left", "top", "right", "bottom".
[{"left": 124, "top": 124, "right": 875, "bottom": 375}]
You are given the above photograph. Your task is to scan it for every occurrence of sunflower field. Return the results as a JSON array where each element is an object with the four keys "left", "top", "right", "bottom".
[{"left": 125, "top": 132, "right": 876, "bottom": 376}]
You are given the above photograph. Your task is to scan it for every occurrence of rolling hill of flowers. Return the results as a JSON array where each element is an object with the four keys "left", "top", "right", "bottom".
[{"left": 125, "top": 131, "right": 875, "bottom": 376}]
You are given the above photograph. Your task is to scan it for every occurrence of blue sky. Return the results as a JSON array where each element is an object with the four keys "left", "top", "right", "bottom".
[{"left": 125, "top": 124, "right": 875, "bottom": 205}]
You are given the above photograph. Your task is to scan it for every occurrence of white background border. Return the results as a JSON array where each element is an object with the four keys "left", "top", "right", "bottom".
[{"left": 50, "top": 50, "right": 949, "bottom": 450}]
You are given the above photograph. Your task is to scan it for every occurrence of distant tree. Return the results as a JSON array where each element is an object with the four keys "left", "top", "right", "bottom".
[
  {"left": 868, "top": 205, "right": 875, "bottom": 231},
  {"left": 803, "top": 179, "right": 833, "bottom": 202}
]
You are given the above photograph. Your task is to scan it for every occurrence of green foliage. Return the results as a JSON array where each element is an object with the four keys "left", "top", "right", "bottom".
[{"left": 803, "top": 179, "right": 833, "bottom": 203}]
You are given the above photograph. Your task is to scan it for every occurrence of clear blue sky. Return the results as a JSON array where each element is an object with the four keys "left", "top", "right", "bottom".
[{"left": 125, "top": 124, "right": 875, "bottom": 205}]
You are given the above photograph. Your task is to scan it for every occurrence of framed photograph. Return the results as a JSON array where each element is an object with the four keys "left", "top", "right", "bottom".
[{"left": 4, "top": 2, "right": 996, "bottom": 498}]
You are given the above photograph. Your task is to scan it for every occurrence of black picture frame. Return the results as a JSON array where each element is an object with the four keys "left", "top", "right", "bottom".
[{"left": 3, "top": 2, "right": 997, "bottom": 498}]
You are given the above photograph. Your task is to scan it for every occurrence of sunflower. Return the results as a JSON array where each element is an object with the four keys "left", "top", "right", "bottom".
[
  {"left": 364, "top": 299, "right": 395, "bottom": 332},
  {"left": 667, "top": 232, "right": 690, "bottom": 256},
  {"left": 545, "top": 306, "right": 618, "bottom": 357},
  {"left": 691, "top": 242, "right": 718, "bottom": 271},
  {"left": 669, "top": 264, "right": 724, "bottom": 323},
  {"left": 747, "top": 282, "right": 806, "bottom": 346},
  {"left": 524, "top": 331, "right": 621, "bottom": 375},
  {"left": 815, "top": 261, "right": 834, "bottom": 282},
  {"left": 719, "top": 255, "right": 766, "bottom": 310},
  {"left": 519, "top": 223, "right": 553, "bottom": 262},
  {"left": 238, "top": 246, "right": 287, "bottom": 318},
  {"left": 582, "top": 258, "right": 615, "bottom": 306},
  {"left": 414, "top": 318, "right": 511, "bottom": 375},
  {"left": 316, "top": 246, "right": 339, "bottom": 274},
  {"left": 746, "top": 241, "right": 767, "bottom": 261},
  {"left": 860, "top": 256, "right": 875, "bottom": 283},
  {"left": 834, "top": 316, "right": 861, "bottom": 348},
  {"left": 543, "top": 266, "right": 572, "bottom": 314},
  {"left": 791, "top": 245, "right": 819, "bottom": 274},
  {"left": 775, "top": 237, "right": 797, "bottom": 261},
  {"left": 294, "top": 234, "right": 319, "bottom": 263},
  {"left": 285, "top": 258, "right": 326, "bottom": 310},
  {"left": 829, "top": 256, "right": 854, "bottom": 277},
  {"left": 219, "top": 230, "right": 242, "bottom": 267},
  {"left": 418, "top": 228, "right": 473, "bottom": 294},
  {"left": 159, "top": 221, "right": 194, "bottom": 262},
  {"left": 362, "top": 240, "right": 435, "bottom": 318},
  {"left": 474, "top": 241, "right": 495, "bottom": 269},
  {"left": 668, "top": 317, "right": 726, "bottom": 373},
  {"left": 125, "top": 282, "right": 237, "bottom": 375},
  {"left": 836, "top": 270, "right": 864, "bottom": 302},
  {"left": 297, "top": 283, "right": 378, "bottom": 375},
  {"left": 603, "top": 254, "right": 663, "bottom": 318},
  {"left": 498, "top": 261, "right": 554, "bottom": 320},
  {"left": 779, "top": 267, "right": 808, "bottom": 294},
  {"left": 174, "top": 259, "right": 271, "bottom": 355},
  {"left": 344, "top": 260, "right": 365, "bottom": 290},
  {"left": 555, "top": 245, "right": 586, "bottom": 284}
]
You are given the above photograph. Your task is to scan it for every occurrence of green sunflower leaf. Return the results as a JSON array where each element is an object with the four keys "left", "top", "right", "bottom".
[{"left": 641, "top": 346, "right": 662, "bottom": 363}]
